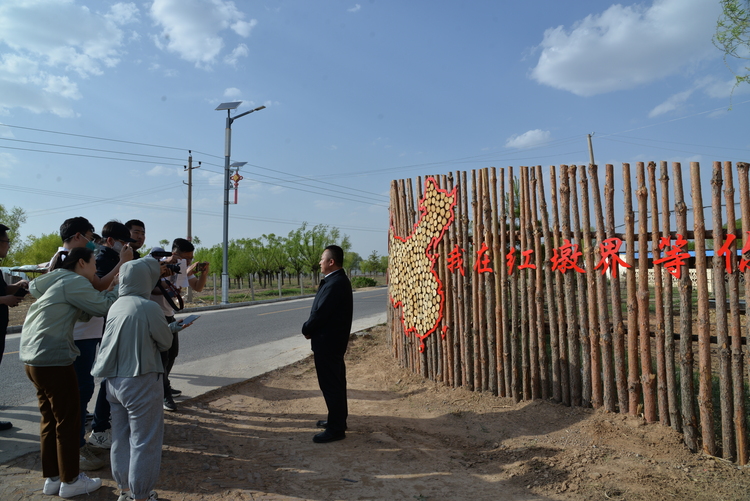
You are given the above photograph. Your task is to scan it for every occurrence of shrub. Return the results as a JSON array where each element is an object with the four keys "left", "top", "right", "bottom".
[{"left": 351, "top": 276, "right": 377, "bottom": 288}]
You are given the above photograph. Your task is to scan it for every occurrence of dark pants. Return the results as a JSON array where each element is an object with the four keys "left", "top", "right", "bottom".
[
  {"left": 73, "top": 339, "right": 110, "bottom": 446},
  {"left": 313, "top": 350, "right": 348, "bottom": 432},
  {"left": 160, "top": 316, "right": 177, "bottom": 397},
  {"left": 25, "top": 364, "right": 80, "bottom": 482}
]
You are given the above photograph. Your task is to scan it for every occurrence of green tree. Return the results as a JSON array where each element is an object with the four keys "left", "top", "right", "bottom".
[
  {"left": 8, "top": 233, "right": 60, "bottom": 267},
  {"left": 714, "top": 0, "right": 750, "bottom": 93},
  {"left": 0, "top": 204, "right": 27, "bottom": 264},
  {"left": 343, "top": 251, "right": 362, "bottom": 277}
]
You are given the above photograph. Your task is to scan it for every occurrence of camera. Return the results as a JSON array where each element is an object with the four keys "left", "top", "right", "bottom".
[
  {"left": 149, "top": 251, "right": 181, "bottom": 275},
  {"left": 195, "top": 262, "right": 208, "bottom": 272}
]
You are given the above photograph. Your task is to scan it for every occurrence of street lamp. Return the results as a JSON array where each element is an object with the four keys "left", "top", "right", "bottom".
[{"left": 215, "top": 102, "right": 265, "bottom": 305}]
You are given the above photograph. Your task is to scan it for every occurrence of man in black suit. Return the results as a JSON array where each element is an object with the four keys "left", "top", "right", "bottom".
[{"left": 302, "top": 245, "right": 353, "bottom": 443}]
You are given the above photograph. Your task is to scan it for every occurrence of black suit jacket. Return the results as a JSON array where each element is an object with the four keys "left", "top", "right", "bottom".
[{"left": 302, "top": 269, "right": 353, "bottom": 356}]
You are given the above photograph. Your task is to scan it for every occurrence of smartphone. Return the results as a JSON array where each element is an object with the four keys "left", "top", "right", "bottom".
[
  {"left": 181, "top": 314, "right": 200, "bottom": 325},
  {"left": 14, "top": 288, "right": 28, "bottom": 297}
]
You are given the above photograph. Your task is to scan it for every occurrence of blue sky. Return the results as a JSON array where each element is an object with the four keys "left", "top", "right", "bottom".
[{"left": 0, "top": 0, "right": 748, "bottom": 257}]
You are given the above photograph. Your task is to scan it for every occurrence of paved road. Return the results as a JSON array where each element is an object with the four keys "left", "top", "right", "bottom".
[{"left": 0, "top": 287, "right": 388, "bottom": 463}]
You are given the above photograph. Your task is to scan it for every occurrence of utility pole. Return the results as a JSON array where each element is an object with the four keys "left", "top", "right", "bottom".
[
  {"left": 587, "top": 133, "right": 596, "bottom": 166},
  {"left": 184, "top": 151, "right": 200, "bottom": 303}
]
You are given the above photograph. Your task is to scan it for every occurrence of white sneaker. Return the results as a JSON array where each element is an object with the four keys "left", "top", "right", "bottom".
[
  {"left": 42, "top": 477, "right": 61, "bottom": 495},
  {"left": 79, "top": 444, "right": 105, "bottom": 470},
  {"left": 87, "top": 429, "right": 112, "bottom": 449},
  {"left": 58, "top": 473, "right": 102, "bottom": 498},
  {"left": 117, "top": 490, "right": 158, "bottom": 500}
]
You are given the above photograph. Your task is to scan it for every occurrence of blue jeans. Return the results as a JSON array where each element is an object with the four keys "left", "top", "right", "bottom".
[{"left": 73, "top": 339, "right": 110, "bottom": 447}]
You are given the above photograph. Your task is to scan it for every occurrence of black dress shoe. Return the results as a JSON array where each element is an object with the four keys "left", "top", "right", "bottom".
[
  {"left": 313, "top": 429, "right": 346, "bottom": 443},
  {"left": 0, "top": 421, "right": 12, "bottom": 431},
  {"left": 316, "top": 420, "right": 348, "bottom": 430}
]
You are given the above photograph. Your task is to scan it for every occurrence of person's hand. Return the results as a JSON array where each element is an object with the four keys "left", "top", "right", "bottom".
[
  {"left": 168, "top": 320, "right": 187, "bottom": 333},
  {"left": 0, "top": 295, "right": 22, "bottom": 307},
  {"left": 159, "top": 262, "right": 169, "bottom": 277},
  {"left": 13, "top": 280, "right": 29, "bottom": 290},
  {"left": 108, "top": 273, "right": 119, "bottom": 291},
  {"left": 119, "top": 243, "right": 134, "bottom": 262}
]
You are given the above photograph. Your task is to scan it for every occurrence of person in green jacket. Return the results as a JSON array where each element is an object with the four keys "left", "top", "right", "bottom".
[{"left": 20, "top": 246, "right": 118, "bottom": 498}]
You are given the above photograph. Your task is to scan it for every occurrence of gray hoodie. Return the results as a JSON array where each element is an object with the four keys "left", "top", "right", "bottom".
[{"left": 92, "top": 258, "right": 173, "bottom": 378}]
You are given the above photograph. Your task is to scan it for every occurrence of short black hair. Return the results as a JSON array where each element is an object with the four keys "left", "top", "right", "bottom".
[
  {"left": 125, "top": 219, "right": 145, "bottom": 230},
  {"left": 172, "top": 238, "right": 195, "bottom": 253},
  {"left": 324, "top": 245, "right": 344, "bottom": 267},
  {"left": 0, "top": 223, "right": 8, "bottom": 237},
  {"left": 60, "top": 217, "right": 94, "bottom": 242}
]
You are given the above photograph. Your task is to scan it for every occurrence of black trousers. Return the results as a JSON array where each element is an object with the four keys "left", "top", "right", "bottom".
[
  {"left": 161, "top": 315, "right": 178, "bottom": 397},
  {"left": 313, "top": 350, "right": 348, "bottom": 432}
]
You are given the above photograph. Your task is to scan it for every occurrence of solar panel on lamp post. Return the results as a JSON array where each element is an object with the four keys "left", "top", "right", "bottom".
[{"left": 215, "top": 102, "right": 265, "bottom": 305}]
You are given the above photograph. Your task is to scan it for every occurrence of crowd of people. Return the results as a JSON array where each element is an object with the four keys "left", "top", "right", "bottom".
[
  {"left": 0, "top": 219, "right": 354, "bottom": 499},
  {"left": 0, "top": 218, "right": 208, "bottom": 499}
]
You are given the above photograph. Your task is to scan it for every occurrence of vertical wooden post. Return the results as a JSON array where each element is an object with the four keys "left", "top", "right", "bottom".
[
  {"left": 580, "top": 165, "right": 601, "bottom": 408},
  {"left": 623, "top": 163, "right": 640, "bottom": 416},
  {"left": 661, "top": 162, "right": 681, "bottom": 432},
  {"left": 735, "top": 162, "right": 750, "bottom": 464},
  {"left": 570, "top": 165, "right": 591, "bottom": 407},
  {"left": 462, "top": 171, "right": 474, "bottom": 391},
  {"left": 711, "top": 162, "right": 735, "bottom": 460},
  {"left": 547, "top": 166, "right": 562, "bottom": 403},
  {"left": 551, "top": 166, "right": 569, "bottom": 405},
  {"left": 560, "top": 164, "right": 581, "bottom": 406},
  {"left": 538, "top": 166, "right": 559, "bottom": 402},
  {"left": 606, "top": 165, "right": 628, "bottom": 413},
  {"left": 525, "top": 167, "right": 540, "bottom": 399},
  {"left": 491, "top": 167, "right": 504, "bottom": 397},
  {"left": 691, "top": 162, "right": 717, "bottom": 456},
  {"left": 482, "top": 168, "right": 497, "bottom": 394},
  {"left": 637, "top": 162, "right": 656, "bottom": 422},
  {"left": 509, "top": 169, "right": 521, "bottom": 402},
  {"left": 532, "top": 168, "right": 550, "bottom": 399},
  {"left": 500, "top": 169, "right": 511, "bottom": 397},
  {"left": 674, "top": 162, "right": 698, "bottom": 452},
  {"left": 524, "top": 167, "right": 532, "bottom": 400},
  {"left": 450, "top": 172, "right": 463, "bottom": 388},
  {"left": 590, "top": 165, "right": 615, "bottom": 412},
  {"left": 648, "top": 162, "right": 669, "bottom": 426},
  {"left": 474, "top": 170, "right": 487, "bottom": 391}
]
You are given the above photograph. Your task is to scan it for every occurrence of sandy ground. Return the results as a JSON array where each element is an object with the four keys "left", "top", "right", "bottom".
[{"left": 2, "top": 325, "right": 750, "bottom": 501}]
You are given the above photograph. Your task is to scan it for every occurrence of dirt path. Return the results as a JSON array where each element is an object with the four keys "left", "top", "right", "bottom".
[{"left": 2, "top": 325, "right": 750, "bottom": 500}]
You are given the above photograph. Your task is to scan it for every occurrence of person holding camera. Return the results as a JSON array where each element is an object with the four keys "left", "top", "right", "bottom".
[
  {"left": 0, "top": 223, "right": 29, "bottom": 432},
  {"left": 149, "top": 238, "right": 208, "bottom": 412}
]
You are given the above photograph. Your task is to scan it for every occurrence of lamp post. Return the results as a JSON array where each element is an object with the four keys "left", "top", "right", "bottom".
[{"left": 215, "top": 102, "right": 265, "bottom": 305}]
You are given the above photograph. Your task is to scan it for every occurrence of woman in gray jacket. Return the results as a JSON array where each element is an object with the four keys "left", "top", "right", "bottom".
[
  {"left": 92, "top": 257, "right": 188, "bottom": 501},
  {"left": 21, "top": 247, "right": 118, "bottom": 498}
]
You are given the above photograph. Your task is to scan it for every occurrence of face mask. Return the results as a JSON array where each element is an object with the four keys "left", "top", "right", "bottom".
[
  {"left": 112, "top": 241, "right": 124, "bottom": 253},
  {"left": 86, "top": 240, "right": 97, "bottom": 251}
]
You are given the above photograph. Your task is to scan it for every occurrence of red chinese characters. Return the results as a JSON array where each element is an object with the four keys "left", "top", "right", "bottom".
[
  {"left": 447, "top": 244, "right": 466, "bottom": 276},
  {"left": 594, "top": 237, "right": 631, "bottom": 275},
  {"left": 653, "top": 234, "right": 691, "bottom": 278},
  {"left": 550, "top": 239, "right": 585, "bottom": 274},
  {"left": 474, "top": 242, "right": 494, "bottom": 274}
]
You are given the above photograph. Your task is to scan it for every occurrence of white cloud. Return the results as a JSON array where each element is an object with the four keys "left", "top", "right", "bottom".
[
  {"left": 348, "top": 4, "right": 361, "bottom": 13},
  {"left": 0, "top": 152, "right": 18, "bottom": 178},
  {"left": 149, "top": 0, "right": 257, "bottom": 68},
  {"left": 147, "top": 165, "right": 181, "bottom": 176},
  {"left": 0, "top": 0, "right": 135, "bottom": 115},
  {"left": 223, "top": 87, "right": 242, "bottom": 99},
  {"left": 648, "top": 89, "right": 693, "bottom": 118},
  {"left": 106, "top": 3, "right": 139, "bottom": 24},
  {"left": 224, "top": 43, "right": 249, "bottom": 66},
  {"left": 530, "top": 0, "right": 722, "bottom": 96},
  {"left": 505, "top": 129, "right": 551, "bottom": 149}
]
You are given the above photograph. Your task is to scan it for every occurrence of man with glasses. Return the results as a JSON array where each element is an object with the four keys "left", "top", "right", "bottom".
[{"left": 0, "top": 223, "right": 28, "bottom": 431}]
